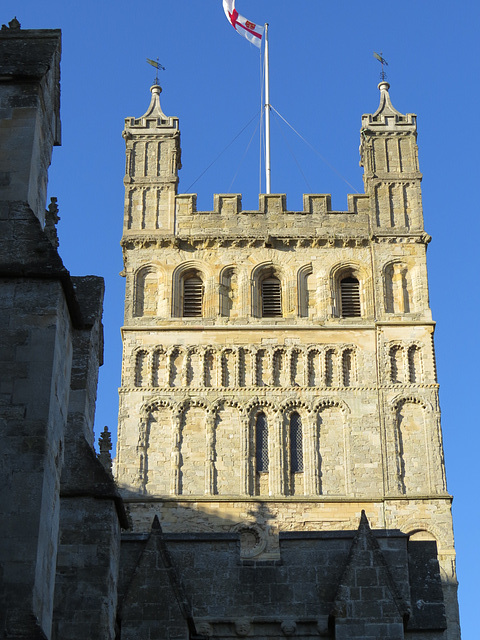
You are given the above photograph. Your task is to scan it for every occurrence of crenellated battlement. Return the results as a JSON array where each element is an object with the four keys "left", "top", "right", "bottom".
[{"left": 175, "top": 192, "right": 371, "bottom": 217}]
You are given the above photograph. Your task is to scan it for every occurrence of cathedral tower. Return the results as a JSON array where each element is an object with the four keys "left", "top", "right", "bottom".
[{"left": 115, "top": 82, "right": 460, "bottom": 638}]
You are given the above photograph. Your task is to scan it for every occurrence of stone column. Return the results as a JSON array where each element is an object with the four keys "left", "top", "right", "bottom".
[
  {"left": 269, "top": 411, "right": 285, "bottom": 496},
  {"left": 170, "top": 411, "right": 182, "bottom": 495},
  {"left": 240, "top": 412, "right": 250, "bottom": 495},
  {"left": 205, "top": 411, "right": 216, "bottom": 495},
  {"left": 136, "top": 416, "right": 148, "bottom": 493},
  {"left": 303, "top": 411, "right": 319, "bottom": 495}
]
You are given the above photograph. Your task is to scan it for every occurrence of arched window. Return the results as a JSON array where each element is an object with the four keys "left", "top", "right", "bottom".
[
  {"left": 340, "top": 277, "right": 361, "bottom": 317},
  {"left": 261, "top": 276, "right": 282, "bottom": 317},
  {"left": 290, "top": 412, "right": 303, "bottom": 473},
  {"left": 182, "top": 274, "right": 203, "bottom": 317},
  {"left": 255, "top": 413, "right": 269, "bottom": 472}
]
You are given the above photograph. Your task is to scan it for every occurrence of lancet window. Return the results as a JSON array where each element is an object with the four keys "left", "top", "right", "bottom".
[
  {"left": 255, "top": 413, "right": 269, "bottom": 472},
  {"left": 289, "top": 412, "right": 304, "bottom": 473}
]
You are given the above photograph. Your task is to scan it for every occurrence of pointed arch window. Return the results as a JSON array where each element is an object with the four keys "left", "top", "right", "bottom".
[
  {"left": 261, "top": 277, "right": 282, "bottom": 317},
  {"left": 255, "top": 412, "right": 269, "bottom": 472},
  {"left": 290, "top": 412, "right": 303, "bottom": 473},
  {"left": 183, "top": 274, "right": 203, "bottom": 317},
  {"left": 340, "top": 277, "right": 361, "bottom": 317}
]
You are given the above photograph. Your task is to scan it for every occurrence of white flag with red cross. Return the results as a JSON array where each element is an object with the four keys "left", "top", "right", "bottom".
[{"left": 223, "top": 0, "right": 264, "bottom": 48}]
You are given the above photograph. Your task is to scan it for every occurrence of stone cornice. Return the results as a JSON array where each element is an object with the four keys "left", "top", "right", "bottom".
[
  {"left": 121, "top": 233, "right": 430, "bottom": 250},
  {"left": 120, "top": 494, "right": 453, "bottom": 504},
  {"left": 121, "top": 320, "right": 435, "bottom": 334}
]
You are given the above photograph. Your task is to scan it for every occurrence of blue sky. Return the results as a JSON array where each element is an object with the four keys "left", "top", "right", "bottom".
[{"left": 4, "top": 1, "right": 479, "bottom": 636}]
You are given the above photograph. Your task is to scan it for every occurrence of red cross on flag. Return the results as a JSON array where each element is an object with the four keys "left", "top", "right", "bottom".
[{"left": 223, "top": 0, "right": 264, "bottom": 48}]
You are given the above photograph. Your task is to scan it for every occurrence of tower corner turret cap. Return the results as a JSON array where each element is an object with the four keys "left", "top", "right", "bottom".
[{"left": 141, "top": 83, "right": 167, "bottom": 119}]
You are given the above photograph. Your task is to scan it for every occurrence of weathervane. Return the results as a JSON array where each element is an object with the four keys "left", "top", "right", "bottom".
[
  {"left": 146, "top": 57, "right": 166, "bottom": 85},
  {"left": 373, "top": 51, "right": 388, "bottom": 81}
]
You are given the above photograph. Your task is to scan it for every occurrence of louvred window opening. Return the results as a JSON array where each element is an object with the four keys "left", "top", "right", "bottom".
[
  {"left": 340, "top": 277, "right": 361, "bottom": 317},
  {"left": 183, "top": 276, "right": 203, "bottom": 317},
  {"left": 261, "top": 277, "right": 282, "bottom": 317}
]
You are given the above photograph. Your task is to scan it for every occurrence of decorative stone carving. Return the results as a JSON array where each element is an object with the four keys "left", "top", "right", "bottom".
[
  {"left": 281, "top": 620, "right": 297, "bottom": 636},
  {"left": 234, "top": 620, "right": 251, "bottom": 637}
]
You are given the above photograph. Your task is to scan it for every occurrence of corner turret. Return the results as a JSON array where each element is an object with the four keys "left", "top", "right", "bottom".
[
  {"left": 122, "top": 85, "right": 181, "bottom": 234},
  {"left": 360, "top": 82, "right": 424, "bottom": 231}
]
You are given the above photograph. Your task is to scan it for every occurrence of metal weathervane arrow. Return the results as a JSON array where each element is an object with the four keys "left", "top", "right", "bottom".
[
  {"left": 147, "top": 57, "right": 166, "bottom": 85},
  {"left": 373, "top": 51, "right": 388, "bottom": 81}
]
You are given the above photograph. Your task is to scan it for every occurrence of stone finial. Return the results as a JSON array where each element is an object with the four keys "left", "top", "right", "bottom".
[
  {"left": 98, "top": 426, "right": 113, "bottom": 474},
  {"left": 1, "top": 17, "right": 21, "bottom": 31},
  {"left": 44, "top": 197, "right": 60, "bottom": 248},
  {"left": 373, "top": 81, "right": 403, "bottom": 118},
  {"left": 141, "top": 84, "right": 168, "bottom": 119}
]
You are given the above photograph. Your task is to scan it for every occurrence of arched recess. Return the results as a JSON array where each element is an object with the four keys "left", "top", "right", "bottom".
[
  {"left": 171, "top": 261, "right": 210, "bottom": 318},
  {"left": 211, "top": 399, "right": 243, "bottom": 495},
  {"left": 140, "top": 401, "right": 174, "bottom": 495},
  {"left": 219, "top": 265, "right": 237, "bottom": 318},
  {"left": 384, "top": 261, "right": 413, "bottom": 314},
  {"left": 204, "top": 347, "right": 218, "bottom": 387},
  {"left": 297, "top": 263, "right": 313, "bottom": 317},
  {"left": 388, "top": 343, "right": 405, "bottom": 384},
  {"left": 221, "top": 348, "right": 237, "bottom": 387},
  {"left": 135, "top": 349, "right": 150, "bottom": 387},
  {"left": 177, "top": 399, "right": 209, "bottom": 495},
  {"left": 290, "top": 347, "right": 305, "bottom": 387},
  {"left": 272, "top": 348, "right": 287, "bottom": 387},
  {"left": 314, "top": 399, "right": 350, "bottom": 496},
  {"left": 186, "top": 347, "right": 203, "bottom": 387},
  {"left": 152, "top": 347, "right": 167, "bottom": 387},
  {"left": 168, "top": 347, "right": 186, "bottom": 387},
  {"left": 341, "top": 347, "right": 356, "bottom": 387},
  {"left": 329, "top": 262, "right": 372, "bottom": 319},
  {"left": 407, "top": 344, "right": 423, "bottom": 383},
  {"left": 134, "top": 265, "right": 160, "bottom": 317},
  {"left": 392, "top": 396, "right": 432, "bottom": 495},
  {"left": 307, "top": 347, "right": 322, "bottom": 387},
  {"left": 250, "top": 262, "right": 285, "bottom": 318}
]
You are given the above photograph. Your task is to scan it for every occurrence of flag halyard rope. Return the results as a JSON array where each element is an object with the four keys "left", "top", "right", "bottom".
[{"left": 270, "top": 105, "right": 360, "bottom": 194}]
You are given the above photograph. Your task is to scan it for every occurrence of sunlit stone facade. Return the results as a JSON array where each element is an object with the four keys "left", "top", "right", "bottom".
[{"left": 115, "top": 82, "right": 460, "bottom": 638}]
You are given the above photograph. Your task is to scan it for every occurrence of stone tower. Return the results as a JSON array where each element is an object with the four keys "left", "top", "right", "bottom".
[{"left": 115, "top": 82, "right": 460, "bottom": 638}]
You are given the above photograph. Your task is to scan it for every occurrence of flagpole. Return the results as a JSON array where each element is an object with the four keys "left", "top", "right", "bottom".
[{"left": 264, "top": 23, "right": 271, "bottom": 194}]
